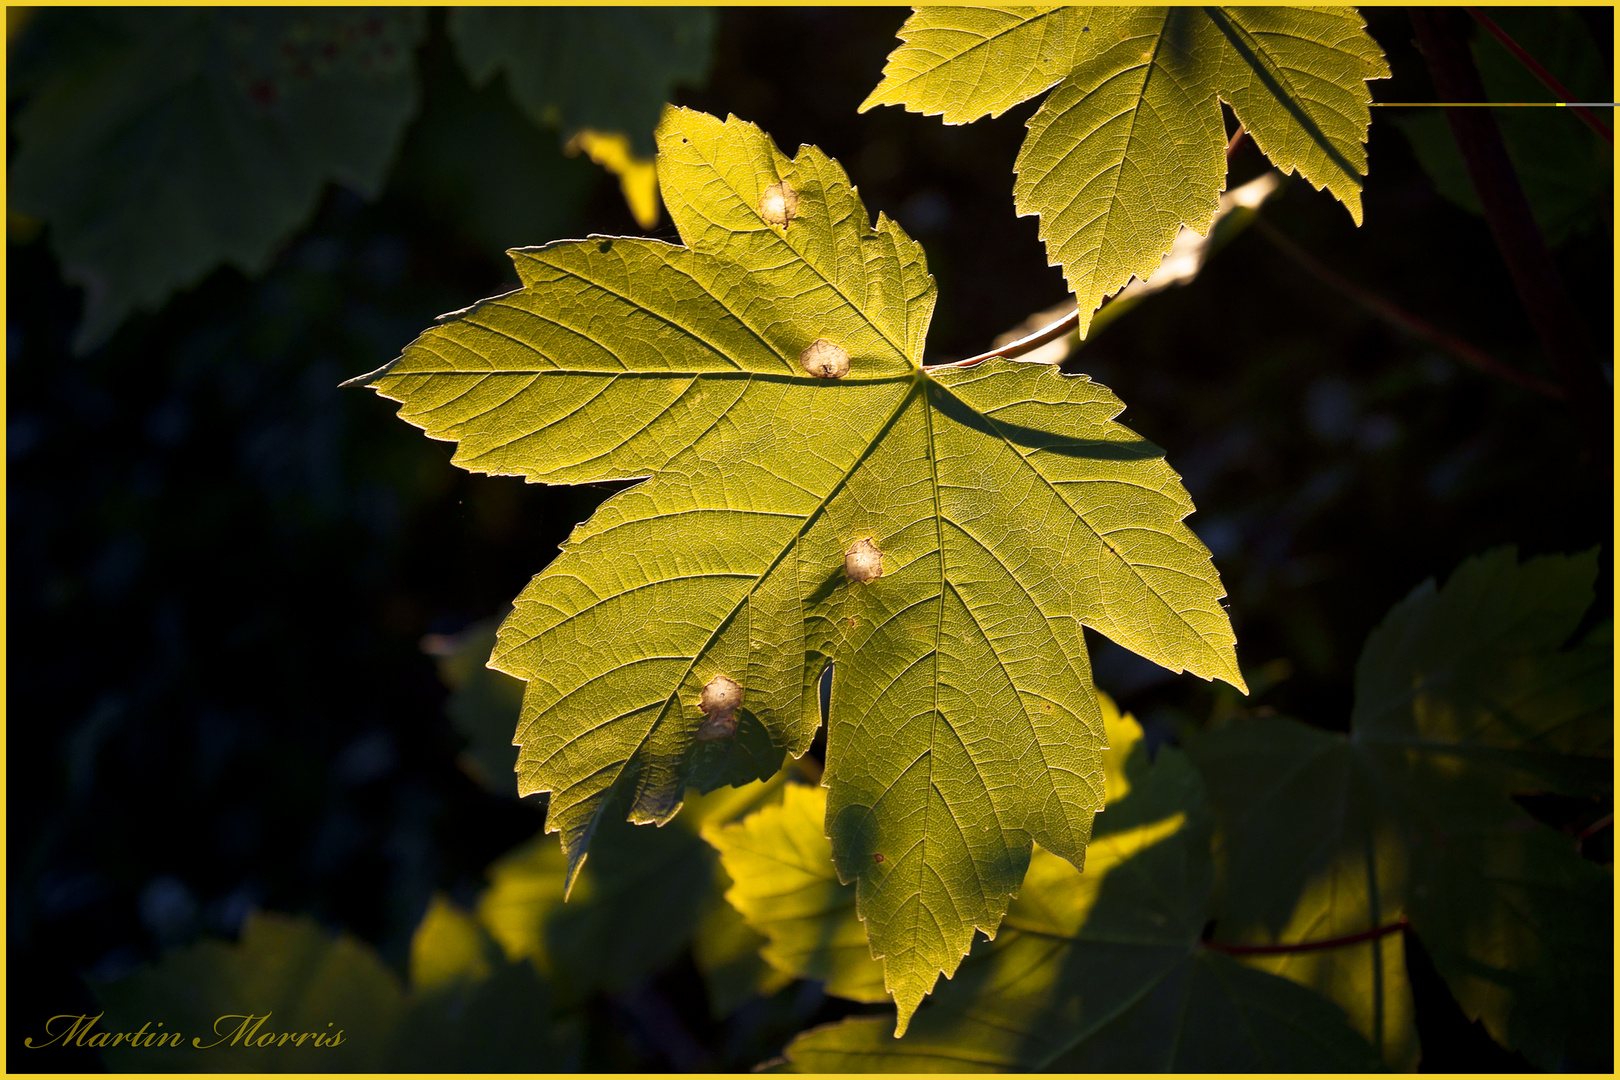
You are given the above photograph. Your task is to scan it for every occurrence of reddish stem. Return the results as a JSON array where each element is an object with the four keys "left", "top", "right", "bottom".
[
  {"left": 1576, "top": 812, "right": 1612, "bottom": 843},
  {"left": 1409, "top": 7, "right": 1611, "bottom": 469},
  {"left": 1207, "top": 916, "right": 1408, "bottom": 956},
  {"left": 1464, "top": 7, "right": 1613, "bottom": 143},
  {"left": 1251, "top": 217, "right": 1565, "bottom": 400}
]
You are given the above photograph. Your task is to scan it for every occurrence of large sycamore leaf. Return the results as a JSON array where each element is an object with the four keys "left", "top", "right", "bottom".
[
  {"left": 89, "top": 910, "right": 577, "bottom": 1072},
  {"left": 357, "top": 107, "right": 1242, "bottom": 1032},
  {"left": 10, "top": 8, "right": 425, "bottom": 352},
  {"left": 776, "top": 699, "right": 1380, "bottom": 1070},
  {"left": 1188, "top": 548, "right": 1613, "bottom": 1071},
  {"left": 861, "top": 6, "right": 1390, "bottom": 337}
]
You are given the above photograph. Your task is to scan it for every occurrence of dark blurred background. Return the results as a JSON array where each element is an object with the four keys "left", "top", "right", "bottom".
[{"left": 8, "top": 6, "right": 1611, "bottom": 1071}]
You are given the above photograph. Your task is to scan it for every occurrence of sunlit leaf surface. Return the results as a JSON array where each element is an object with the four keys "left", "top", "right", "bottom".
[
  {"left": 359, "top": 106, "right": 1242, "bottom": 1031},
  {"left": 862, "top": 6, "right": 1388, "bottom": 336}
]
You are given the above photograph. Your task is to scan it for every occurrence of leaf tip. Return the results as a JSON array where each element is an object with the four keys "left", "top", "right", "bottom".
[
  {"left": 561, "top": 846, "right": 588, "bottom": 902},
  {"left": 339, "top": 359, "right": 396, "bottom": 390}
]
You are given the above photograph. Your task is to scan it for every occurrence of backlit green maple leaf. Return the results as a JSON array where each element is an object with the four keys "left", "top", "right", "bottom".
[
  {"left": 861, "top": 6, "right": 1390, "bottom": 337},
  {"left": 356, "top": 106, "right": 1242, "bottom": 1032}
]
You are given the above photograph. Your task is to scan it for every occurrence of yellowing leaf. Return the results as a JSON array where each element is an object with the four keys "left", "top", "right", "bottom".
[
  {"left": 568, "top": 129, "right": 661, "bottom": 229},
  {"left": 864, "top": 6, "right": 1389, "bottom": 337},
  {"left": 356, "top": 106, "right": 1242, "bottom": 1032},
  {"left": 705, "top": 782, "right": 889, "bottom": 1003},
  {"left": 858, "top": 8, "right": 1084, "bottom": 123},
  {"left": 411, "top": 894, "right": 501, "bottom": 993}
]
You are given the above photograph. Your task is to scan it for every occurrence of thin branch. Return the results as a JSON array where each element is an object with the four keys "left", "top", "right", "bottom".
[
  {"left": 1464, "top": 7, "right": 1613, "bottom": 143},
  {"left": 1207, "top": 916, "right": 1408, "bottom": 956},
  {"left": 923, "top": 308, "right": 1079, "bottom": 371},
  {"left": 926, "top": 124, "right": 1256, "bottom": 374},
  {"left": 1575, "top": 811, "right": 1612, "bottom": 844},
  {"left": 1251, "top": 216, "right": 1565, "bottom": 400},
  {"left": 1409, "top": 7, "right": 1611, "bottom": 469}
]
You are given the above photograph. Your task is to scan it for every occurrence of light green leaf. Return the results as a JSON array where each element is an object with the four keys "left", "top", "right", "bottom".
[
  {"left": 447, "top": 7, "right": 715, "bottom": 157},
  {"left": 705, "top": 782, "right": 889, "bottom": 1003},
  {"left": 858, "top": 8, "right": 1084, "bottom": 123},
  {"left": 358, "top": 106, "right": 1241, "bottom": 1032},
  {"left": 9, "top": 8, "right": 425, "bottom": 352},
  {"left": 1188, "top": 548, "right": 1613, "bottom": 1071},
  {"left": 780, "top": 700, "right": 1380, "bottom": 1070},
  {"left": 865, "top": 6, "right": 1388, "bottom": 337}
]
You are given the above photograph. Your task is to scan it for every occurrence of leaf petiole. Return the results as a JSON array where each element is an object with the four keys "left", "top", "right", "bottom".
[{"left": 1205, "top": 915, "right": 1409, "bottom": 956}]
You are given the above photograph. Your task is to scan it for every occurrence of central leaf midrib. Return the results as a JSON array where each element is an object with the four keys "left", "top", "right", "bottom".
[
  {"left": 1048, "top": 10, "right": 1175, "bottom": 282},
  {"left": 885, "top": 9, "right": 1060, "bottom": 108}
]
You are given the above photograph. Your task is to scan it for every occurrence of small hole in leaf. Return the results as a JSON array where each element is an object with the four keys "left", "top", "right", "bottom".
[{"left": 597, "top": 240, "right": 613, "bottom": 253}]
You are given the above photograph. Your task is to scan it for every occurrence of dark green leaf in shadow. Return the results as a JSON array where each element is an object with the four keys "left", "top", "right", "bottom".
[
  {"left": 92, "top": 912, "right": 407, "bottom": 1072},
  {"left": 476, "top": 774, "right": 786, "bottom": 1005},
  {"left": 423, "top": 616, "right": 525, "bottom": 797},
  {"left": 447, "top": 8, "right": 716, "bottom": 156},
  {"left": 391, "top": 896, "right": 580, "bottom": 1071},
  {"left": 10, "top": 8, "right": 426, "bottom": 351},
  {"left": 1390, "top": 8, "right": 1612, "bottom": 246},
  {"left": 779, "top": 699, "right": 1380, "bottom": 1070},
  {"left": 1189, "top": 548, "right": 1613, "bottom": 1071}
]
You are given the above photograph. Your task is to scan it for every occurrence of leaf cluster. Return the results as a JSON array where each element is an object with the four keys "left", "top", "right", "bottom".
[{"left": 8, "top": 8, "right": 716, "bottom": 351}]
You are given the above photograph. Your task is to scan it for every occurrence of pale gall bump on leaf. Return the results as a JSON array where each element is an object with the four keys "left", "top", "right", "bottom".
[
  {"left": 759, "top": 180, "right": 799, "bottom": 227},
  {"left": 696, "top": 674, "right": 743, "bottom": 742},
  {"left": 845, "top": 538, "right": 883, "bottom": 583},
  {"left": 799, "top": 338, "right": 850, "bottom": 379}
]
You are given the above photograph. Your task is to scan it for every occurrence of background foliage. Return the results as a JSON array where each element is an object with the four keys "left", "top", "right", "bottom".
[{"left": 8, "top": 6, "right": 1611, "bottom": 1072}]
